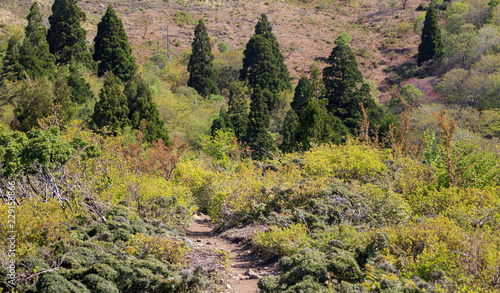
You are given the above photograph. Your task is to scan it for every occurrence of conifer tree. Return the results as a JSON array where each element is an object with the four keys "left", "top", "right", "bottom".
[
  {"left": 279, "top": 109, "right": 299, "bottom": 153},
  {"left": 210, "top": 108, "right": 233, "bottom": 136},
  {"left": 227, "top": 82, "right": 249, "bottom": 141},
  {"left": 1, "top": 37, "right": 23, "bottom": 81},
  {"left": 93, "top": 4, "right": 137, "bottom": 81},
  {"left": 291, "top": 76, "right": 314, "bottom": 118},
  {"left": 47, "top": 0, "right": 93, "bottom": 65},
  {"left": 417, "top": 1, "right": 445, "bottom": 65},
  {"left": 18, "top": 2, "right": 56, "bottom": 80},
  {"left": 323, "top": 34, "right": 383, "bottom": 134},
  {"left": 67, "top": 63, "right": 94, "bottom": 104},
  {"left": 240, "top": 14, "right": 291, "bottom": 110},
  {"left": 124, "top": 76, "right": 170, "bottom": 144},
  {"left": 187, "top": 19, "right": 218, "bottom": 98},
  {"left": 295, "top": 99, "right": 348, "bottom": 151},
  {"left": 91, "top": 73, "right": 129, "bottom": 135},
  {"left": 244, "top": 86, "right": 275, "bottom": 160}
]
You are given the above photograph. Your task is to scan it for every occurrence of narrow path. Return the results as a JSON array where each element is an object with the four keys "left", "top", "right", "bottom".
[{"left": 185, "top": 214, "right": 277, "bottom": 293}]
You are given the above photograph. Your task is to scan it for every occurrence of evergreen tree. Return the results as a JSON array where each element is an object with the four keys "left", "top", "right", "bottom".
[
  {"left": 91, "top": 73, "right": 129, "bottom": 135},
  {"left": 240, "top": 14, "right": 291, "bottom": 110},
  {"left": 244, "top": 86, "right": 275, "bottom": 160},
  {"left": 53, "top": 68, "right": 75, "bottom": 125},
  {"left": 323, "top": 34, "right": 383, "bottom": 134},
  {"left": 93, "top": 4, "right": 137, "bottom": 81},
  {"left": 279, "top": 109, "right": 299, "bottom": 153},
  {"left": 67, "top": 63, "right": 94, "bottom": 104},
  {"left": 210, "top": 108, "right": 233, "bottom": 136},
  {"left": 18, "top": 2, "right": 56, "bottom": 80},
  {"left": 295, "top": 99, "right": 349, "bottom": 151},
  {"left": 1, "top": 37, "right": 23, "bottom": 81},
  {"left": 291, "top": 75, "right": 314, "bottom": 118},
  {"left": 47, "top": 0, "right": 93, "bottom": 65},
  {"left": 417, "top": 0, "right": 445, "bottom": 65},
  {"left": 187, "top": 19, "right": 218, "bottom": 98},
  {"left": 124, "top": 75, "right": 170, "bottom": 144},
  {"left": 227, "top": 82, "right": 249, "bottom": 141}
]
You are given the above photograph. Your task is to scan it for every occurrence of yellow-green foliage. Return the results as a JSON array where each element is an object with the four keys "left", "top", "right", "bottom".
[
  {"left": 407, "top": 187, "right": 500, "bottom": 227},
  {"left": 0, "top": 199, "right": 75, "bottom": 257},
  {"left": 303, "top": 140, "right": 386, "bottom": 180},
  {"left": 356, "top": 184, "right": 410, "bottom": 226},
  {"left": 253, "top": 223, "right": 312, "bottom": 258},
  {"left": 125, "top": 233, "right": 190, "bottom": 265},
  {"left": 384, "top": 216, "right": 500, "bottom": 291}
]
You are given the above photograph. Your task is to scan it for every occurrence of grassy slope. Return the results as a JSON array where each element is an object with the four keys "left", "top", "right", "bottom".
[{"left": 0, "top": 0, "right": 424, "bottom": 102}]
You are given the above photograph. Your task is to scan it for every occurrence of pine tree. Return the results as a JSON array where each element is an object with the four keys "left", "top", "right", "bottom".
[
  {"left": 18, "top": 2, "right": 56, "bottom": 80},
  {"left": 417, "top": 0, "right": 445, "bottom": 65},
  {"left": 47, "top": 0, "right": 93, "bottom": 65},
  {"left": 227, "top": 82, "right": 249, "bottom": 141},
  {"left": 291, "top": 75, "right": 314, "bottom": 118},
  {"left": 1, "top": 37, "right": 23, "bottom": 81},
  {"left": 295, "top": 99, "right": 349, "bottom": 151},
  {"left": 279, "top": 109, "right": 299, "bottom": 153},
  {"left": 187, "top": 19, "right": 218, "bottom": 98},
  {"left": 244, "top": 86, "right": 275, "bottom": 160},
  {"left": 93, "top": 4, "right": 137, "bottom": 81},
  {"left": 124, "top": 75, "right": 170, "bottom": 144},
  {"left": 91, "top": 73, "right": 130, "bottom": 135},
  {"left": 240, "top": 14, "right": 291, "bottom": 110}
]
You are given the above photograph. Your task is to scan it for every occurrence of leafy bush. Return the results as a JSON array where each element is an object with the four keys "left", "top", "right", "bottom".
[
  {"left": 253, "top": 224, "right": 312, "bottom": 258},
  {"left": 125, "top": 233, "right": 190, "bottom": 265}
]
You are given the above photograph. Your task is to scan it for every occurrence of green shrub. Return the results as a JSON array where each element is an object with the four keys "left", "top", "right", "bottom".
[{"left": 253, "top": 223, "right": 312, "bottom": 258}]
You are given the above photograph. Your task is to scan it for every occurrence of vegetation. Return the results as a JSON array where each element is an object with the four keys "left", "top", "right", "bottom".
[{"left": 2, "top": 0, "right": 500, "bottom": 292}]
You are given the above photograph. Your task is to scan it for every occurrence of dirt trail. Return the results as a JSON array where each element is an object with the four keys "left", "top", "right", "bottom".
[{"left": 185, "top": 214, "right": 277, "bottom": 293}]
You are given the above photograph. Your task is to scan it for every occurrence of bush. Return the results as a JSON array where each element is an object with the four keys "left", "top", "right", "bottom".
[
  {"left": 253, "top": 224, "right": 312, "bottom": 258},
  {"left": 217, "top": 42, "right": 229, "bottom": 53},
  {"left": 125, "top": 233, "right": 190, "bottom": 265}
]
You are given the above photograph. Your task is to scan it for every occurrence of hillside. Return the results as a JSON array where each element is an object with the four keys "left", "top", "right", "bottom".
[{"left": 0, "top": 0, "right": 423, "bottom": 100}]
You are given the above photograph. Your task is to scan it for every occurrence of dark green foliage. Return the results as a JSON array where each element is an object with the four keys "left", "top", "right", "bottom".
[
  {"left": 91, "top": 73, "right": 130, "bottom": 135},
  {"left": 124, "top": 75, "right": 170, "bottom": 144},
  {"left": 291, "top": 76, "right": 314, "bottom": 118},
  {"left": 323, "top": 38, "right": 363, "bottom": 111},
  {"left": 67, "top": 63, "right": 94, "bottom": 104},
  {"left": 210, "top": 107, "right": 233, "bottom": 136},
  {"left": 240, "top": 14, "right": 291, "bottom": 111},
  {"left": 53, "top": 69, "right": 75, "bottom": 125},
  {"left": 327, "top": 251, "right": 363, "bottom": 282},
  {"left": 93, "top": 5, "right": 137, "bottom": 81},
  {"left": 227, "top": 81, "right": 249, "bottom": 140},
  {"left": 279, "top": 109, "right": 299, "bottom": 153},
  {"left": 187, "top": 19, "right": 218, "bottom": 98},
  {"left": 35, "top": 272, "right": 89, "bottom": 293},
  {"left": 244, "top": 86, "right": 275, "bottom": 160},
  {"left": 13, "top": 79, "right": 53, "bottom": 132},
  {"left": 295, "top": 99, "right": 349, "bottom": 151},
  {"left": 17, "top": 2, "right": 56, "bottom": 80},
  {"left": 47, "top": 0, "right": 93, "bottom": 65},
  {"left": 323, "top": 37, "right": 383, "bottom": 134},
  {"left": 417, "top": 0, "right": 445, "bottom": 65},
  {"left": 1, "top": 36, "right": 23, "bottom": 81}
]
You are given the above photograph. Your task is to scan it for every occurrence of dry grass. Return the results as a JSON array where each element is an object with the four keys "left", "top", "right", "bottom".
[{"left": 1, "top": 0, "right": 426, "bottom": 99}]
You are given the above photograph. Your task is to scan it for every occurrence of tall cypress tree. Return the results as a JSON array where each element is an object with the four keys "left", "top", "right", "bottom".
[
  {"left": 91, "top": 73, "right": 130, "bottom": 135},
  {"left": 187, "top": 19, "right": 218, "bottom": 98},
  {"left": 67, "top": 63, "right": 94, "bottom": 104},
  {"left": 279, "top": 109, "right": 299, "bottom": 153},
  {"left": 291, "top": 75, "right": 314, "bottom": 118},
  {"left": 244, "top": 86, "right": 275, "bottom": 160},
  {"left": 124, "top": 76, "right": 170, "bottom": 144},
  {"left": 323, "top": 34, "right": 382, "bottom": 134},
  {"left": 93, "top": 4, "right": 137, "bottom": 82},
  {"left": 227, "top": 81, "right": 249, "bottom": 141},
  {"left": 18, "top": 2, "right": 56, "bottom": 80},
  {"left": 47, "top": 0, "right": 93, "bottom": 65},
  {"left": 240, "top": 14, "right": 291, "bottom": 111},
  {"left": 1, "top": 37, "right": 23, "bottom": 81},
  {"left": 417, "top": 1, "right": 445, "bottom": 65},
  {"left": 210, "top": 107, "right": 233, "bottom": 136}
]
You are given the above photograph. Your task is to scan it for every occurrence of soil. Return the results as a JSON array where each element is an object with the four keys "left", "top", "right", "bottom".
[{"left": 185, "top": 214, "right": 279, "bottom": 293}]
